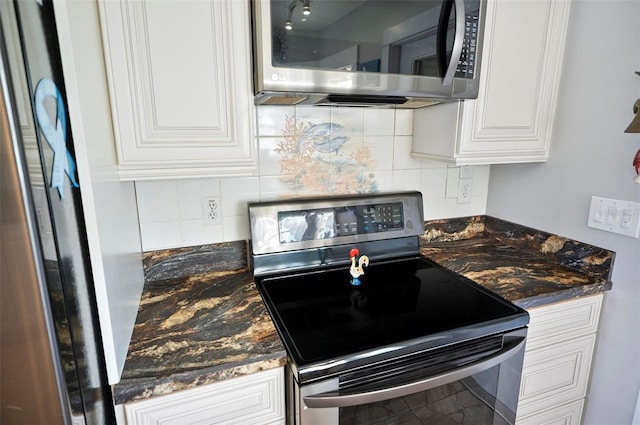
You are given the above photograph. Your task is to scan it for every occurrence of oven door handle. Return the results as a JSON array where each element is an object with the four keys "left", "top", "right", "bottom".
[{"left": 303, "top": 337, "right": 526, "bottom": 408}]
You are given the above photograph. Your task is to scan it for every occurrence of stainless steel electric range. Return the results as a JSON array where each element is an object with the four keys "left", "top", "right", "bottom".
[{"left": 249, "top": 191, "right": 529, "bottom": 425}]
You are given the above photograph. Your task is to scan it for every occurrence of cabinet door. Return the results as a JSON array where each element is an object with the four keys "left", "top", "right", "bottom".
[
  {"left": 516, "top": 295, "right": 603, "bottom": 420},
  {"left": 99, "top": 0, "right": 256, "bottom": 180},
  {"left": 517, "top": 334, "right": 596, "bottom": 417},
  {"left": 412, "top": 0, "right": 572, "bottom": 165},
  {"left": 516, "top": 399, "right": 584, "bottom": 425},
  {"left": 456, "top": 0, "right": 571, "bottom": 163},
  {"left": 122, "top": 368, "right": 285, "bottom": 425},
  {"left": 526, "top": 294, "right": 602, "bottom": 350}
]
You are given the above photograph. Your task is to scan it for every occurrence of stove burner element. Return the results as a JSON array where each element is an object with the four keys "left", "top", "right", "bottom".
[
  {"left": 349, "top": 248, "right": 369, "bottom": 286},
  {"left": 305, "top": 290, "right": 384, "bottom": 341}
]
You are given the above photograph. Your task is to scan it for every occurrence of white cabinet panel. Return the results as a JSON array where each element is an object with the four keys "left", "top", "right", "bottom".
[
  {"left": 412, "top": 0, "right": 572, "bottom": 164},
  {"left": 99, "top": 0, "right": 256, "bottom": 180},
  {"left": 518, "top": 334, "right": 595, "bottom": 417},
  {"left": 516, "top": 295, "right": 604, "bottom": 424},
  {"left": 122, "top": 368, "right": 285, "bottom": 425},
  {"left": 526, "top": 294, "right": 602, "bottom": 349},
  {"left": 469, "top": 0, "right": 550, "bottom": 134},
  {"left": 516, "top": 399, "right": 584, "bottom": 425}
]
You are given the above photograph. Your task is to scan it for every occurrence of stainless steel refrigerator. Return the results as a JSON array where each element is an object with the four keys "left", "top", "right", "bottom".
[{"left": 1, "top": 1, "right": 116, "bottom": 423}]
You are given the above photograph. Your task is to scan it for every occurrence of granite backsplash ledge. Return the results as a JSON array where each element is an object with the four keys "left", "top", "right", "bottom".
[
  {"left": 142, "top": 240, "right": 248, "bottom": 282},
  {"left": 420, "top": 215, "right": 614, "bottom": 308}
]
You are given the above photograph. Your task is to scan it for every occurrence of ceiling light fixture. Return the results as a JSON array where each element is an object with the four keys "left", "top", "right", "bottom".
[
  {"left": 284, "top": 0, "right": 311, "bottom": 30},
  {"left": 285, "top": 2, "right": 294, "bottom": 31}
]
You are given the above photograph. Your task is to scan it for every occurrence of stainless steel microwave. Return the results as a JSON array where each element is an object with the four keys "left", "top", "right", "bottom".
[{"left": 250, "top": 0, "right": 487, "bottom": 108}]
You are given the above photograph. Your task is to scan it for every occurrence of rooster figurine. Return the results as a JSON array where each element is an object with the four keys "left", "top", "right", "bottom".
[
  {"left": 349, "top": 248, "right": 369, "bottom": 286},
  {"left": 633, "top": 148, "right": 640, "bottom": 184}
]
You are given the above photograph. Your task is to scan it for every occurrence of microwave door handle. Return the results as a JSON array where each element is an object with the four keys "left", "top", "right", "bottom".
[
  {"left": 302, "top": 337, "right": 526, "bottom": 409},
  {"left": 437, "top": 0, "right": 466, "bottom": 86}
]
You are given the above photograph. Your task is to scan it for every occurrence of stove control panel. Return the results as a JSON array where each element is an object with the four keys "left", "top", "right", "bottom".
[
  {"left": 249, "top": 191, "right": 424, "bottom": 255},
  {"left": 277, "top": 201, "right": 404, "bottom": 244}
]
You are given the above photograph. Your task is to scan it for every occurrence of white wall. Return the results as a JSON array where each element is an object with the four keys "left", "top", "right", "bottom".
[
  {"left": 486, "top": 1, "right": 640, "bottom": 424},
  {"left": 136, "top": 107, "right": 490, "bottom": 251}
]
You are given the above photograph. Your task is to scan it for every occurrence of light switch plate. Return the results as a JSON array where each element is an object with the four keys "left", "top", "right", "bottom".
[{"left": 587, "top": 196, "right": 640, "bottom": 238}]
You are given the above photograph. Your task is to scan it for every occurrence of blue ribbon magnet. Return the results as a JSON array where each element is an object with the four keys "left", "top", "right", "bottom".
[
  {"left": 34, "top": 78, "right": 80, "bottom": 199},
  {"left": 349, "top": 248, "right": 369, "bottom": 286}
]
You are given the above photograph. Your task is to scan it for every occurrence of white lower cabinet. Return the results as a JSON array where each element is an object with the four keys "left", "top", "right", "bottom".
[
  {"left": 117, "top": 368, "right": 285, "bottom": 425},
  {"left": 516, "top": 399, "right": 585, "bottom": 425},
  {"left": 516, "top": 295, "right": 603, "bottom": 425}
]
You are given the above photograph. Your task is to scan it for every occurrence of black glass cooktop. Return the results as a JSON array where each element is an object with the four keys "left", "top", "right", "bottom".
[{"left": 256, "top": 257, "right": 528, "bottom": 369}]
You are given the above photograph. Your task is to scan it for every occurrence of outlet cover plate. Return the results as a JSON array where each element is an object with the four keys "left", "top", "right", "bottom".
[
  {"left": 587, "top": 196, "right": 640, "bottom": 238},
  {"left": 457, "top": 178, "right": 472, "bottom": 204},
  {"left": 202, "top": 197, "right": 222, "bottom": 225}
]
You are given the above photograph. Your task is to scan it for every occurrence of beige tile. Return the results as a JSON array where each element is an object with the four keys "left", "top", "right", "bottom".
[
  {"left": 364, "top": 108, "right": 395, "bottom": 136},
  {"left": 394, "top": 110, "right": 413, "bottom": 136},
  {"left": 140, "top": 221, "right": 181, "bottom": 251},
  {"left": 365, "top": 136, "right": 394, "bottom": 171},
  {"left": 177, "top": 178, "right": 221, "bottom": 220},
  {"left": 180, "top": 219, "right": 223, "bottom": 246},
  {"left": 220, "top": 177, "right": 260, "bottom": 216},
  {"left": 222, "top": 215, "right": 250, "bottom": 242},
  {"left": 256, "top": 105, "right": 295, "bottom": 137},
  {"left": 372, "top": 170, "right": 393, "bottom": 192},
  {"left": 331, "top": 107, "right": 364, "bottom": 136},
  {"left": 135, "top": 180, "right": 179, "bottom": 223},
  {"left": 392, "top": 169, "right": 422, "bottom": 191},
  {"left": 295, "top": 105, "right": 331, "bottom": 124},
  {"left": 421, "top": 167, "right": 447, "bottom": 200},
  {"left": 393, "top": 136, "right": 423, "bottom": 170},
  {"left": 258, "top": 137, "right": 285, "bottom": 177}
]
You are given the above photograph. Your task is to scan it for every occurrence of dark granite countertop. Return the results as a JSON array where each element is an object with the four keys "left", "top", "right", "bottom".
[
  {"left": 113, "top": 242, "right": 286, "bottom": 405},
  {"left": 114, "top": 217, "right": 614, "bottom": 405},
  {"left": 420, "top": 216, "right": 614, "bottom": 309}
]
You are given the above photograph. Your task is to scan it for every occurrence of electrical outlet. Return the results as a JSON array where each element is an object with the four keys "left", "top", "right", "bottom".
[
  {"left": 457, "top": 179, "right": 472, "bottom": 204},
  {"left": 202, "top": 197, "right": 221, "bottom": 225}
]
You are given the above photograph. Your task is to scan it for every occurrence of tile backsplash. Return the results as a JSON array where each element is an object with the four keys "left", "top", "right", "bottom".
[{"left": 136, "top": 106, "right": 489, "bottom": 251}]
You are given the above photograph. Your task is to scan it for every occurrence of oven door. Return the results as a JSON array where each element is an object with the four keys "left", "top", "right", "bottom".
[{"left": 288, "top": 328, "right": 527, "bottom": 425}]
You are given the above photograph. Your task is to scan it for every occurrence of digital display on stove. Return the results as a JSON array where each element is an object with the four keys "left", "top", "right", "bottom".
[{"left": 277, "top": 202, "right": 404, "bottom": 243}]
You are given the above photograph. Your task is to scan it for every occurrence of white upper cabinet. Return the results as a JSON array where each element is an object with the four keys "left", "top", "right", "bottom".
[
  {"left": 412, "top": 0, "right": 572, "bottom": 165},
  {"left": 98, "top": 0, "right": 257, "bottom": 180}
]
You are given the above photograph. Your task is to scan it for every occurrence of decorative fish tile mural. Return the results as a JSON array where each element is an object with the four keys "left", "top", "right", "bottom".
[
  {"left": 275, "top": 114, "right": 377, "bottom": 194},
  {"left": 135, "top": 106, "right": 495, "bottom": 250}
]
